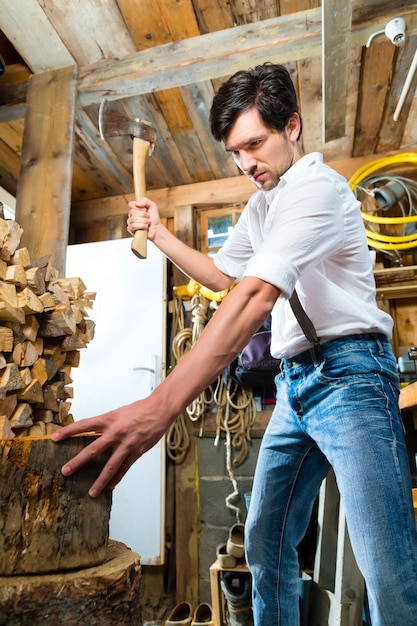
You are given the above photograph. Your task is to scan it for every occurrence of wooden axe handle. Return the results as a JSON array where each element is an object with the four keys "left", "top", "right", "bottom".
[{"left": 131, "top": 136, "right": 150, "bottom": 259}]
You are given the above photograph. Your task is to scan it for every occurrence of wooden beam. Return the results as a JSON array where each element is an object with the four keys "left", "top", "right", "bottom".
[
  {"left": 0, "top": 0, "right": 75, "bottom": 73},
  {"left": 77, "top": 8, "right": 321, "bottom": 106},
  {"left": 322, "top": 0, "right": 353, "bottom": 142},
  {"left": 76, "top": 7, "right": 417, "bottom": 107},
  {"left": 70, "top": 147, "right": 417, "bottom": 232},
  {"left": 0, "top": 81, "right": 28, "bottom": 122},
  {"left": 15, "top": 66, "right": 77, "bottom": 275}
]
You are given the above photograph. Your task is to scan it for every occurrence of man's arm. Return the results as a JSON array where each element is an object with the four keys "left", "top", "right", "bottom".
[{"left": 53, "top": 276, "right": 280, "bottom": 496}]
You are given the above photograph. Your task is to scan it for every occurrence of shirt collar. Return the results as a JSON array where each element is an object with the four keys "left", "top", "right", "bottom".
[
  {"left": 263, "top": 152, "right": 323, "bottom": 203},
  {"left": 261, "top": 152, "right": 323, "bottom": 206},
  {"left": 281, "top": 152, "right": 323, "bottom": 185}
]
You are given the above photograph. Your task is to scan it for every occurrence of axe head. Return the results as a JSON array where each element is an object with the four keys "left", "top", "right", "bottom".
[{"left": 99, "top": 98, "right": 156, "bottom": 154}]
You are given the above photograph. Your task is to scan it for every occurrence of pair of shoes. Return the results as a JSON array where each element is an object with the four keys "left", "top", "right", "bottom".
[
  {"left": 166, "top": 601, "right": 214, "bottom": 626},
  {"left": 226, "top": 523, "right": 245, "bottom": 559},
  {"left": 192, "top": 602, "right": 214, "bottom": 625},
  {"left": 217, "top": 542, "right": 236, "bottom": 568},
  {"left": 220, "top": 572, "right": 253, "bottom": 626},
  {"left": 165, "top": 601, "right": 192, "bottom": 625}
]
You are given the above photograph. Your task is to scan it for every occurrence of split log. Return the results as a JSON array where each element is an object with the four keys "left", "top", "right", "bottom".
[
  {"left": 0, "top": 326, "right": 13, "bottom": 351},
  {"left": 45, "top": 263, "right": 59, "bottom": 283},
  {"left": 0, "top": 415, "right": 14, "bottom": 438},
  {"left": 0, "top": 363, "right": 24, "bottom": 396},
  {"left": 32, "top": 356, "right": 59, "bottom": 385},
  {"left": 0, "top": 393, "right": 17, "bottom": 419},
  {"left": 5, "top": 263, "right": 27, "bottom": 286},
  {"left": 13, "top": 340, "right": 39, "bottom": 367},
  {"left": 21, "top": 314, "right": 41, "bottom": 340},
  {"left": 0, "top": 300, "right": 25, "bottom": 323},
  {"left": 0, "top": 280, "right": 18, "bottom": 306},
  {"left": 0, "top": 434, "right": 112, "bottom": 575},
  {"left": 25, "top": 265, "right": 46, "bottom": 294},
  {"left": 16, "top": 378, "right": 44, "bottom": 404},
  {"left": 19, "top": 367, "right": 32, "bottom": 386},
  {"left": 0, "top": 540, "right": 142, "bottom": 626},
  {"left": 0, "top": 219, "right": 23, "bottom": 261},
  {"left": 55, "top": 276, "right": 87, "bottom": 299},
  {"left": 64, "top": 350, "right": 80, "bottom": 367},
  {"left": 10, "top": 246, "right": 31, "bottom": 268},
  {"left": 9, "top": 402, "right": 33, "bottom": 428},
  {"left": 38, "top": 290, "right": 56, "bottom": 310},
  {"left": 46, "top": 302, "right": 77, "bottom": 334},
  {"left": 18, "top": 287, "right": 44, "bottom": 313}
]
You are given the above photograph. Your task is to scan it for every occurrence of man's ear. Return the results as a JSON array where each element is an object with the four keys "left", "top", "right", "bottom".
[{"left": 286, "top": 113, "right": 301, "bottom": 141}]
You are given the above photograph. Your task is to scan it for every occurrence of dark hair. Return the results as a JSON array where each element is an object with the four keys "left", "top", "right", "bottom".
[{"left": 210, "top": 63, "right": 302, "bottom": 142}]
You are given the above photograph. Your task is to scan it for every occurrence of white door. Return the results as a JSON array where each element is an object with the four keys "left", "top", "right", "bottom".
[{"left": 66, "top": 238, "right": 166, "bottom": 565}]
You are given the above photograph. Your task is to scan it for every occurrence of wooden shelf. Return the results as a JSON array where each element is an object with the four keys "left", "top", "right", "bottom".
[
  {"left": 399, "top": 380, "right": 417, "bottom": 411},
  {"left": 209, "top": 560, "right": 249, "bottom": 626}
]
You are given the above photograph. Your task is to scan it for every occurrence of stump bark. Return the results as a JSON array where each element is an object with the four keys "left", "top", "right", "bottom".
[
  {"left": 0, "top": 434, "right": 112, "bottom": 575},
  {"left": 0, "top": 540, "right": 142, "bottom": 626}
]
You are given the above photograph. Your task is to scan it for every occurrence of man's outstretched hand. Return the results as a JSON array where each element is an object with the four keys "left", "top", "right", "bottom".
[{"left": 52, "top": 399, "right": 168, "bottom": 497}]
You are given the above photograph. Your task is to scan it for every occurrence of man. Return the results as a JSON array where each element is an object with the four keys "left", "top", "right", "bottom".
[{"left": 54, "top": 64, "right": 417, "bottom": 625}]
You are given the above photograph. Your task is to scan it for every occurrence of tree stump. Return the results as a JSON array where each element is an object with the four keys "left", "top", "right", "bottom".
[
  {"left": 0, "top": 540, "right": 142, "bottom": 626},
  {"left": 0, "top": 434, "right": 112, "bottom": 575}
]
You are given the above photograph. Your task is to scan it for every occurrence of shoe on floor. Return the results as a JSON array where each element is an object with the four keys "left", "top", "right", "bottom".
[
  {"left": 220, "top": 572, "right": 253, "bottom": 626},
  {"left": 191, "top": 602, "right": 214, "bottom": 625},
  {"left": 226, "top": 523, "right": 245, "bottom": 559},
  {"left": 165, "top": 601, "right": 193, "bottom": 625},
  {"left": 217, "top": 542, "right": 236, "bottom": 568}
]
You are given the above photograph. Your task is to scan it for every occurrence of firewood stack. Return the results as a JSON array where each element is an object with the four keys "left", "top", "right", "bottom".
[{"left": 0, "top": 214, "right": 95, "bottom": 440}]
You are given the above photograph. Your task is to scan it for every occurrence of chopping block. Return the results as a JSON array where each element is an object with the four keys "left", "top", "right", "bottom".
[
  {"left": 0, "top": 436, "right": 143, "bottom": 625},
  {"left": 0, "top": 434, "right": 112, "bottom": 575}
]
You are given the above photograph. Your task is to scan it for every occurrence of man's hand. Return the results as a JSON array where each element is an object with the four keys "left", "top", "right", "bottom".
[
  {"left": 52, "top": 398, "right": 168, "bottom": 497},
  {"left": 127, "top": 197, "right": 161, "bottom": 242}
]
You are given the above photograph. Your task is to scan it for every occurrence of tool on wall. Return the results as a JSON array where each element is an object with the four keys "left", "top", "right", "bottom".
[{"left": 98, "top": 98, "right": 157, "bottom": 259}]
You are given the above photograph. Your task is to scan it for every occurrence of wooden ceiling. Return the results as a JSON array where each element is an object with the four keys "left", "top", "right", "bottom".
[{"left": 0, "top": 0, "right": 417, "bottom": 232}]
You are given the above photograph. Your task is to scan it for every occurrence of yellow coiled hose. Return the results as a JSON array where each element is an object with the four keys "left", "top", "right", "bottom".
[{"left": 348, "top": 153, "right": 417, "bottom": 251}]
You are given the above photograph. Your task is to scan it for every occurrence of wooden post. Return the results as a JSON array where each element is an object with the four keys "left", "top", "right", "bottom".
[
  {"left": 15, "top": 65, "right": 77, "bottom": 276},
  {"left": 173, "top": 204, "right": 200, "bottom": 605}
]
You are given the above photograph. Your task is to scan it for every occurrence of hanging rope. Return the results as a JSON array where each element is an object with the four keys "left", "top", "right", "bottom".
[
  {"left": 214, "top": 375, "right": 257, "bottom": 467},
  {"left": 223, "top": 399, "right": 242, "bottom": 523},
  {"left": 166, "top": 293, "right": 192, "bottom": 463},
  {"left": 185, "top": 293, "right": 211, "bottom": 422},
  {"left": 166, "top": 412, "right": 190, "bottom": 464}
]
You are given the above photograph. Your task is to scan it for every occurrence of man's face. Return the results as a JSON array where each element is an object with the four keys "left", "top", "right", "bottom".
[{"left": 224, "top": 107, "right": 301, "bottom": 191}]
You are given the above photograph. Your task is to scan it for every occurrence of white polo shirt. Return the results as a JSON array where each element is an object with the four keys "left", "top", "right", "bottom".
[{"left": 213, "top": 152, "right": 393, "bottom": 358}]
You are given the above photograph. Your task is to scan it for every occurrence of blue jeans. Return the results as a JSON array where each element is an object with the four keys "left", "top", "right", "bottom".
[{"left": 245, "top": 333, "right": 417, "bottom": 626}]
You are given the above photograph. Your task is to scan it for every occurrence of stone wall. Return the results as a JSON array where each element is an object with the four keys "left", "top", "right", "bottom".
[{"left": 197, "top": 436, "right": 261, "bottom": 602}]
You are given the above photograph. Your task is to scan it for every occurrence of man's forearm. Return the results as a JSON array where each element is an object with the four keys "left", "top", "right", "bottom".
[{"left": 153, "top": 224, "right": 234, "bottom": 291}]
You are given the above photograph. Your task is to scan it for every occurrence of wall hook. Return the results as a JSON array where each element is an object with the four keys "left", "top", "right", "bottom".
[{"left": 366, "top": 17, "right": 406, "bottom": 48}]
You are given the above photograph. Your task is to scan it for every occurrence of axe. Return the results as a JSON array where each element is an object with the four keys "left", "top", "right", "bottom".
[{"left": 99, "top": 99, "right": 157, "bottom": 259}]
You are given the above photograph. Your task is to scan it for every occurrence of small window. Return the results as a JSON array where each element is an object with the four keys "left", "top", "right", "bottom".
[{"left": 199, "top": 206, "right": 243, "bottom": 255}]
